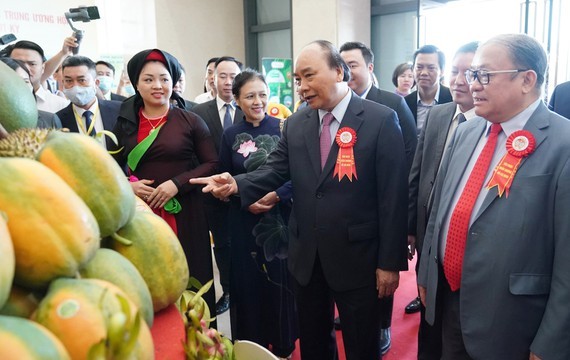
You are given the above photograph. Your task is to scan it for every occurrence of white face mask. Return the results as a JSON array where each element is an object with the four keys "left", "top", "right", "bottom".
[
  {"left": 124, "top": 84, "right": 135, "bottom": 96},
  {"left": 97, "top": 75, "right": 113, "bottom": 93},
  {"left": 63, "top": 85, "right": 97, "bottom": 106}
]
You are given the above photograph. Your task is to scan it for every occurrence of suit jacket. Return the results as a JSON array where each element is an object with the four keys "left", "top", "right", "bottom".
[
  {"left": 419, "top": 103, "right": 570, "bottom": 360},
  {"left": 57, "top": 99, "right": 121, "bottom": 148},
  {"left": 191, "top": 99, "right": 244, "bottom": 154},
  {"left": 236, "top": 94, "right": 409, "bottom": 291},
  {"left": 366, "top": 86, "right": 417, "bottom": 171},
  {"left": 548, "top": 80, "right": 570, "bottom": 119},
  {"left": 408, "top": 102, "right": 456, "bottom": 253},
  {"left": 404, "top": 85, "right": 453, "bottom": 123},
  {"left": 110, "top": 92, "right": 126, "bottom": 101}
]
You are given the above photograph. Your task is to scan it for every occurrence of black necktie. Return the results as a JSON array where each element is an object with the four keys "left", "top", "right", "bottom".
[
  {"left": 457, "top": 113, "right": 466, "bottom": 125},
  {"left": 83, "top": 110, "right": 96, "bottom": 137}
]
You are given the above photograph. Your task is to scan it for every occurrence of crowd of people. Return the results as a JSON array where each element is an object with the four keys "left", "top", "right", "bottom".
[{"left": 1, "top": 30, "right": 569, "bottom": 360}]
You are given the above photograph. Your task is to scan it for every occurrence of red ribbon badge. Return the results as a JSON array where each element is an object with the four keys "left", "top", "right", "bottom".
[
  {"left": 334, "top": 127, "right": 358, "bottom": 181},
  {"left": 486, "top": 130, "right": 535, "bottom": 197}
]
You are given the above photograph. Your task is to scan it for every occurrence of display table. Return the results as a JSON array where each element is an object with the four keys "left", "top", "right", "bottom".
[{"left": 150, "top": 304, "right": 186, "bottom": 359}]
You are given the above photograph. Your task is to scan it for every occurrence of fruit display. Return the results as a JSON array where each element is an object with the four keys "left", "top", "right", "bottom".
[
  {"left": 0, "top": 128, "right": 205, "bottom": 359},
  {"left": 0, "top": 315, "right": 71, "bottom": 359},
  {"left": 108, "top": 211, "right": 190, "bottom": 312},
  {"left": 0, "top": 61, "right": 37, "bottom": 132}
]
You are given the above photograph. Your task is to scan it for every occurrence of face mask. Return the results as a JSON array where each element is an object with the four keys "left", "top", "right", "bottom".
[
  {"left": 124, "top": 84, "right": 135, "bottom": 96},
  {"left": 63, "top": 85, "right": 97, "bottom": 107},
  {"left": 97, "top": 75, "right": 113, "bottom": 93}
]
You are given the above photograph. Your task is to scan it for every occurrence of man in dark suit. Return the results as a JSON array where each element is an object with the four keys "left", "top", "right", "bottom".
[
  {"left": 95, "top": 60, "right": 126, "bottom": 101},
  {"left": 404, "top": 44, "right": 453, "bottom": 315},
  {"left": 192, "top": 56, "right": 244, "bottom": 315},
  {"left": 419, "top": 33, "right": 570, "bottom": 360},
  {"left": 173, "top": 64, "right": 197, "bottom": 111},
  {"left": 405, "top": 45, "right": 453, "bottom": 136},
  {"left": 191, "top": 40, "right": 408, "bottom": 360},
  {"left": 57, "top": 56, "right": 120, "bottom": 149},
  {"left": 548, "top": 80, "right": 570, "bottom": 119},
  {"left": 408, "top": 41, "right": 479, "bottom": 360},
  {"left": 339, "top": 40, "right": 417, "bottom": 354}
]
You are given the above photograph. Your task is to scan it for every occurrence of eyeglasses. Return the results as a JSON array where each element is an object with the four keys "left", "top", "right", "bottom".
[{"left": 464, "top": 69, "right": 528, "bottom": 85}]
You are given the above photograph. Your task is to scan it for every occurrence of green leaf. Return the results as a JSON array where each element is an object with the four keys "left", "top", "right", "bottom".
[{"left": 232, "top": 133, "right": 253, "bottom": 151}]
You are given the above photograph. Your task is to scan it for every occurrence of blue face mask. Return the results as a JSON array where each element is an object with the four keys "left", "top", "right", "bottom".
[
  {"left": 124, "top": 84, "right": 135, "bottom": 96},
  {"left": 97, "top": 75, "right": 113, "bottom": 93},
  {"left": 63, "top": 85, "right": 97, "bottom": 107}
]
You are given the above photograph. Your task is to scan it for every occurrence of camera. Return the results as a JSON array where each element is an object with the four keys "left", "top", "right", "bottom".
[{"left": 64, "top": 6, "right": 100, "bottom": 55}]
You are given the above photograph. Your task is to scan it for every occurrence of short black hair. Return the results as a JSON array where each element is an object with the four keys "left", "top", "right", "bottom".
[
  {"left": 339, "top": 41, "right": 375, "bottom": 65},
  {"left": 310, "top": 40, "right": 351, "bottom": 82},
  {"left": 95, "top": 60, "right": 116, "bottom": 75},
  {"left": 0, "top": 57, "right": 30, "bottom": 77},
  {"left": 206, "top": 57, "right": 219, "bottom": 68},
  {"left": 215, "top": 56, "right": 243, "bottom": 71},
  {"left": 1, "top": 40, "right": 46, "bottom": 62},
  {"left": 232, "top": 68, "right": 266, "bottom": 99},
  {"left": 62, "top": 56, "right": 97, "bottom": 77},
  {"left": 392, "top": 62, "right": 413, "bottom": 87},
  {"left": 454, "top": 41, "right": 479, "bottom": 58},
  {"left": 413, "top": 44, "right": 445, "bottom": 71}
]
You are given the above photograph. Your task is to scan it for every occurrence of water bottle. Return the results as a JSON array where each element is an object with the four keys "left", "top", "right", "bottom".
[{"left": 72, "top": 30, "right": 84, "bottom": 55}]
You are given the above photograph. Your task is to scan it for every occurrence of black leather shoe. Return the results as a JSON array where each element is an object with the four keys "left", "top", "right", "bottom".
[
  {"left": 405, "top": 296, "right": 421, "bottom": 314},
  {"left": 379, "top": 327, "right": 391, "bottom": 355},
  {"left": 215, "top": 293, "right": 230, "bottom": 315},
  {"left": 333, "top": 316, "right": 341, "bottom": 330}
]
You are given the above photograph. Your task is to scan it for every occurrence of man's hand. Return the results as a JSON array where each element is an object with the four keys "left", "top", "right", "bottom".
[
  {"left": 61, "top": 36, "right": 78, "bottom": 56},
  {"left": 418, "top": 285, "right": 427, "bottom": 306},
  {"left": 376, "top": 269, "right": 399, "bottom": 298},
  {"left": 408, "top": 235, "right": 416, "bottom": 260},
  {"left": 529, "top": 353, "right": 542, "bottom": 360},
  {"left": 190, "top": 172, "right": 238, "bottom": 200},
  {"left": 248, "top": 191, "right": 278, "bottom": 214}
]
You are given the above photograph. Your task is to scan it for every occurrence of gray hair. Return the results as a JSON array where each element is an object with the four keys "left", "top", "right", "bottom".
[{"left": 484, "top": 34, "right": 547, "bottom": 90}]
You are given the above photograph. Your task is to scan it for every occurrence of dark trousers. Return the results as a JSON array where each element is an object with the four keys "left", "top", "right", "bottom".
[
  {"left": 293, "top": 255, "right": 380, "bottom": 360},
  {"left": 203, "top": 195, "right": 231, "bottom": 293},
  {"left": 379, "top": 295, "right": 393, "bottom": 329},
  {"left": 417, "top": 254, "right": 443, "bottom": 360},
  {"left": 438, "top": 264, "right": 472, "bottom": 360}
]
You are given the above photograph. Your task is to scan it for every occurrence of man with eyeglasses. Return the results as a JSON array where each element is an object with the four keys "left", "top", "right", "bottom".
[
  {"left": 418, "top": 33, "right": 570, "bottom": 359},
  {"left": 408, "top": 41, "right": 479, "bottom": 360},
  {"left": 405, "top": 45, "right": 453, "bottom": 136}
]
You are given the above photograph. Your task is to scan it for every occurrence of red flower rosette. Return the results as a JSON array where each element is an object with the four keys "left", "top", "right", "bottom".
[
  {"left": 486, "top": 130, "right": 536, "bottom": 197},
  {"left": 334, "top": 127, "right": 358, "bottom": 181}
]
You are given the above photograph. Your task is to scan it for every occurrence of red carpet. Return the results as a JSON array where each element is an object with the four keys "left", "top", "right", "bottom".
[{"left": 290, "top": 258, "right": 420, "bottom": 360}]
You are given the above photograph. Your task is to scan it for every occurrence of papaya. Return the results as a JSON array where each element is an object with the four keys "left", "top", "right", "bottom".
[
  {"left": 79, "top": 248, "right": 154, "bottom": 326},
  {"left": 0, "top": 285, "right": 40, "bottom": 318},
  {"left": 134, "top": 195, "right": 153, "bottom": 213},
  {"left": 34, "top": 278, "right": 154, "bottom": 360},
  {"left": 0, "top": 158, "right": 100, "bottom": 288},
  {"left": 36, "top": 131, "right": 136, "bottom": 238},
  {"left": 0, "top": 315, "right": 71, "bottom": 360},
  {"left": 108, "top": 211, "right": 189, "bottom": 312},
  {"left": 0, "top": 212, "right": 14, "bottom": 308},
  {"left": 0, "top": 61, "right": 38, "bottom": 133}
]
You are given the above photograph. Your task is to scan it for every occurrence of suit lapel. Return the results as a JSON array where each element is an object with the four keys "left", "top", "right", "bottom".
[
  {"left": 99, "top": 102, "right": 114, "bottom": 131},
  {"left": 474, "top": 104, "right": 550, "bottom": 221},
  {"left": 302, "top": 109, "right": 322, "bottom": 179},
  {"left": 60, "top": 105, "right": 79, "bottom": 132},
  {"left": 433, "top": 106, "right": 456, "bottom": 167},
  {"left": 207, "top": 101, "right": 223, "bottom": 142}
]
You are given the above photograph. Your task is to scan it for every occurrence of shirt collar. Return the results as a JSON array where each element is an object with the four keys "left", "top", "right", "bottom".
[
  {"left": 216, "top": 96, "right": 234, "bottom": 111},
  {"left": 35, "top": 86, "right": 48, "bottom": 102},
  {"left": 453, "top": 105, "right": 477, "bottom": 121},
  {"left": 417, "top": 85, "right": 441, "bottom": 106},
  {"left": 483, "top": 98, "right": 541, "bottom": 137},
  {"left": 359, "top": 82, "right": 374, "bottom": 99},
  {"left": 318, "top": 88, "right": 352, "bottom": 124},
  {"left": 72, "top": 99, "right": 99, "bottom": 117}
]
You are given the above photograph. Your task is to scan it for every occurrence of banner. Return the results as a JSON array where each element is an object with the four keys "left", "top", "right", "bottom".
[{"left": 262, "top": 58, "right": 293, "bottom": 111}]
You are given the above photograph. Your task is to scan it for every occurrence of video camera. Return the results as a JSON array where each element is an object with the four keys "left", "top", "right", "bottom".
[{"left": 64, "top": 6, "right": 100, "bottom": 55}]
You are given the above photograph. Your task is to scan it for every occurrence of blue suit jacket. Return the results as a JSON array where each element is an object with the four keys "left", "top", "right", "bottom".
[
  {"left": 549, "top": 81, "right": 570, "bottom": 119},
  {"left": 419, "top": 102, "right": 570, "bottom": 359}
]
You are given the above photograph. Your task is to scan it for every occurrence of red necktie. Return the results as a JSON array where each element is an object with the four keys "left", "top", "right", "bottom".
[
  {"left": 320, "top": 113, "right": 334, "bottom": 168},
  {"left": 444, "top": 123, "right": 502, "bottom": 291}
]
